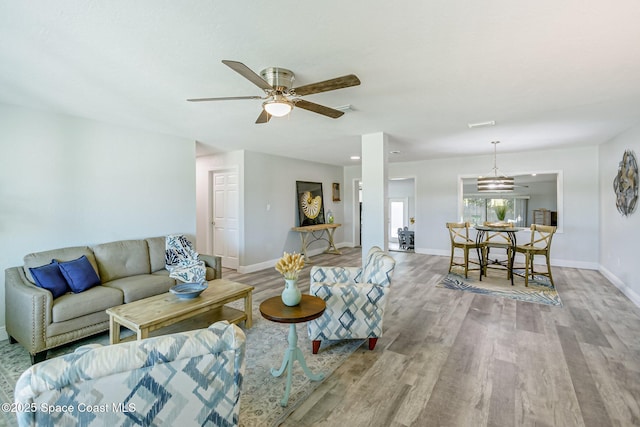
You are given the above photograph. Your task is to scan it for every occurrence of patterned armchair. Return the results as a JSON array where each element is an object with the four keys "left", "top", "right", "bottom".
[
  {"left": 307, "top": 246, "right": 396, "bottom": 354},
  {"left": 14, "top": 321, "right": 245, "bottom": 427}
]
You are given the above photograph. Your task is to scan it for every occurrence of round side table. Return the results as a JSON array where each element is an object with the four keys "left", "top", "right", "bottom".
[{"left": 259, "top": 294, "right": 326, "bottom": 406}]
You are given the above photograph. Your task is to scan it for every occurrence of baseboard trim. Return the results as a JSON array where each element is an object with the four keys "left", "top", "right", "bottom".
[
  {"left": 599, "top": 265, "right": 640, "bottom": 308},
  {"left": 238, "top": 243, "right": 354, "bottom": 274}
]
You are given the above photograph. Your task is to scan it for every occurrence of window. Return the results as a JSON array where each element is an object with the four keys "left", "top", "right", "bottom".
[{"left": 462, "top": 197, "right": 528, "bottom": 226}]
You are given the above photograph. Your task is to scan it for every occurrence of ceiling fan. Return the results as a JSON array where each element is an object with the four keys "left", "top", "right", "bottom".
[{"left": 187, "top": 60, "right": 361, "bottom": 124}]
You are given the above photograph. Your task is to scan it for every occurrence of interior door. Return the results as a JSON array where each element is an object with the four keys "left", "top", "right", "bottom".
[{"left": 212, "top": 170, "right": 239, "bottom": 269}]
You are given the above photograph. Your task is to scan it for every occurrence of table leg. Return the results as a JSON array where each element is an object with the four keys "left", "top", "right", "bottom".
[
  {"left": 299, "top": 232, "right": 311, "bottom": 262},
  {"left": 509, "top": 232, "right": 517, "bottom": 286},
  {"left": 137, "top": 328, "right": 148, "bottom": 341},
  {"left": 323, "top": 228, "right": 342, "bottom": 255},
  {"left": 476, "top": 230, "right": 486, "bottom": 281},
  {"left": 271, "top": 324, "right": 324, "bottom": 406},
  {"left": 244, "top": 291, "right": 253, "bottom": 328},
  {"left": 109, "top": 316, "right": 120, "bottom": 345}
]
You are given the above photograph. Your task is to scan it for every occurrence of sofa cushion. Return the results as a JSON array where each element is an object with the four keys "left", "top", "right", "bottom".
[
  {"left": 29, "top": 261, "right": 69, "bottom": 299},
  {"left": 152, "top": 269, "right": 171, "bottom": 278},
  {"left": 23, "top": 246, "right": 97, "bottom": 284},
  {"left": 146, "top": 236, "right": 167, "bottom": 273},
  {"left": 103, "top": 274, "right": 175, "bottom": 303},
  {"left": 58, "top": 255, "right": 102, "bottom": 293},
  {"left": 52, "top": 285, "right": 123, "bottom": 323},
  {"left": 92, "top": 240, "right": 151, "bottom": 282}
]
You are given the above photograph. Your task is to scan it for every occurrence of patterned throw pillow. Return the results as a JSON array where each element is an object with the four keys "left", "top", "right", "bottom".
[
  {"left": 29, "top": 260, "right": 70, "bottom": 298},
  {"left": 58, "top": 255, "right": 101, "bottom": 293}
]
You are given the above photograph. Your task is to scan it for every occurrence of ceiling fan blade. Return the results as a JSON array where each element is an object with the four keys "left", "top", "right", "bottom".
[
  {"left": 293, "top": 74, "right": 360, "bottom": 96},
  {"left": 222, "top": 60, "right": 273, "bottom": 91},
  {"left": 255, "top": 109, "right": 271, "bottom": 124},
  {"left": 187, "top": 95, "right": 263, "bottom": 102},
  {"left": 294, "top": 99, "right": 344, "bottom": 119}
]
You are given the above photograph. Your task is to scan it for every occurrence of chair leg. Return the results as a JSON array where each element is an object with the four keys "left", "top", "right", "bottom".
[
  {"left": 524, "top": 253, "right": 530, "bottom": 287},
  {"left": 368, "top": 338, "right": 378, "bottom": 351},
  {"left": 546, "top": 253, "right": 555, "bottom": 287},
  {"left": 464, "top": 248, "right": 469, "bottom": 278},
  {"left": 482, "top": 247, "right": 488, "bottom": 275},
  {"left": 312, "top": 340, "right": 321, "bottom": 354},
  {"left": 448, "top": 246, "right": 455, "bottom": 274}
]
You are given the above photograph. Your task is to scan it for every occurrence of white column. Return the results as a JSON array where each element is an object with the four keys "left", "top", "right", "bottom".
[{"left": 361, "top": 132, "right": 388, "bottom": 263}]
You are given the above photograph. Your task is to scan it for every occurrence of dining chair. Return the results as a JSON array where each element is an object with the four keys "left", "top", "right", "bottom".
[
  {"left": 482, "top": 222, "right": 514, "bottom": 278},
  {"left": 446, "top": 222, "right": 484, "bottom": 278},
  {"left": 397, "top": 227, "right": 407, "bottom": 249},
  {"left": 514, "top": 224, "right": 556, "bottom": 287}
]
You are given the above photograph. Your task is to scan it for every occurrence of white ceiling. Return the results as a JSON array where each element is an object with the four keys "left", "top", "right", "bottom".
[{"left": 2, "top": 1, "right": 640, "bottom": 166}]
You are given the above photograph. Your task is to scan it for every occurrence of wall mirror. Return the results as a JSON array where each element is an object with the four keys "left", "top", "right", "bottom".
[{"left": 458, "top": 171, "right": 563, "bottom": 233}]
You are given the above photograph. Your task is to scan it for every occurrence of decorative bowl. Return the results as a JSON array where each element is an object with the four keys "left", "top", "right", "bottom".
[{"left": 170, "top": 282, "right": 208, "bottom": 299}]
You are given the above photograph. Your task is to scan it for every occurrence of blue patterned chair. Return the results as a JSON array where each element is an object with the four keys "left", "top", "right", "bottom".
[
  {"left": 14, "top": 321, "right": 245, "bottom": 427},
  {"left": 307, "top": 246, "right": 396, "bottom": 354}
]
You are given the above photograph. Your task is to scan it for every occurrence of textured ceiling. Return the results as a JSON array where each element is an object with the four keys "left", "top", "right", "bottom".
[{"left": 1, "top": 1, "right": 640, "bottom": 166}]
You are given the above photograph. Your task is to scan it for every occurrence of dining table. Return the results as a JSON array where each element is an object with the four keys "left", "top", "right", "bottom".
[{"left": 474, "top": 224, "right": 527, "bottom": 286}]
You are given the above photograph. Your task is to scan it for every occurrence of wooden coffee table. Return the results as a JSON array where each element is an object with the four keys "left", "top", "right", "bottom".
[
  {"left": 106, "top": 278, "right": 254, "bottom": 345},
  {"left": 259, "top": 294, "right": 326, "bottom": 406}
]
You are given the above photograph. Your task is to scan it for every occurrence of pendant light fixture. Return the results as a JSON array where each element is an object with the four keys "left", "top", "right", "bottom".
[{"left": 477, "top": 141, "right": 514, "bottom": 192}]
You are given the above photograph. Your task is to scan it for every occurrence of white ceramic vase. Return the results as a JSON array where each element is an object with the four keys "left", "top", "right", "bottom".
[{"left": 281, "top": 278, "right": 302, "bottom": 306}]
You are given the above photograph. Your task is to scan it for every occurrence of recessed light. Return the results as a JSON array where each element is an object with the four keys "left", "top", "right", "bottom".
[
  {"left": 468, "top": 120, "right": 496, "bottom": 129},
  {"left": 350, "top": 155, "right": 361, "bottom": 160}
]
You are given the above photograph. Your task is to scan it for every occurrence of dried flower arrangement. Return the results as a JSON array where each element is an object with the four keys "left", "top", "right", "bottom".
[{"left": 275, "top": 252, "right": 305, "bottom": 280}]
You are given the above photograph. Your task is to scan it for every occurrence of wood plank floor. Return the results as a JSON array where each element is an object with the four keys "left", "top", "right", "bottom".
[{"left": 224, "top": 248, "right": 640, "bottom": 427}]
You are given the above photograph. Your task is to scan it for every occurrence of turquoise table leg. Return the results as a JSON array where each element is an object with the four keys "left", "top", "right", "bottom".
[{"left": 271, "top": 323, "right": 324, "bottom": 406}]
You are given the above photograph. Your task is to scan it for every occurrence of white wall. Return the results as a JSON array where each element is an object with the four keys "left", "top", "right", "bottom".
[
  {"left": 345, "top": 145, "right": 600, "bottom": 268},
  {"left": 599, "top": 124, "right": 640, "bottom": 306},
  {"left": 196, "top": 150, "right": 344, "bottom": 271},
  {"left": 0, "top": 103, "right": 197, "bottom": 338}
]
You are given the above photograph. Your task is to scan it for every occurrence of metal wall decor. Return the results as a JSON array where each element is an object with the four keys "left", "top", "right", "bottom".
[{"left": 613, "top": 149, "right": 638, "bottom": 216}]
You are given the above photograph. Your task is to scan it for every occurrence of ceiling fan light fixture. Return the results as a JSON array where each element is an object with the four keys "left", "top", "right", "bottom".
[{"left": 263, "top": 95, "right": 293, "bottom": 117}]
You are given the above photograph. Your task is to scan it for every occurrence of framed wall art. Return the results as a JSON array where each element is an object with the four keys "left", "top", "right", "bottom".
[
  {"left": 296, "top": 181, "right": 326, "bottom": 226},
  {"left": 613, "top": 149, "right": 638, "bottom": 216},
  {"left": 332, "top": 182, "right": 341, "bottom": 202}
]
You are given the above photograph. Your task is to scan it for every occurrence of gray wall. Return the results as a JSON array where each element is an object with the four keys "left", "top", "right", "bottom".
[
  {"left": 599, "top": 124, "right": 640, "bottom": 306},
  {"left": 196, "top": 151, "right": 343, "bottom": 270},
  {"left": 0, "top": 103, "right": 197, "bottom": 339},
  {"left": 345, "top": 145, "right": 600, "bottom": 268}
]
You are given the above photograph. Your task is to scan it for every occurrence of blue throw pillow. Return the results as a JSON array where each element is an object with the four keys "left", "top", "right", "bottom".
[
  {"left": 29, "top": 261, "right": 70, "bottom": 299},
  {"left": 58, "top": 255, "right": 101, "bottom": 293}
]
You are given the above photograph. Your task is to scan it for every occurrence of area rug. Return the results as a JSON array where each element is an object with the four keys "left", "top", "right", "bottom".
[
  {"left": 438, "top": 267, "right": 563, "bottom": 307},
  {"left": 0, "top": 303, "right": 362, "bottom": 427}
]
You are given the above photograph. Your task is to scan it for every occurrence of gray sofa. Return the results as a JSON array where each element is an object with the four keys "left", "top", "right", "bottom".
[{"left": 4, "top": 236, "right": 222, "bottom": 364}]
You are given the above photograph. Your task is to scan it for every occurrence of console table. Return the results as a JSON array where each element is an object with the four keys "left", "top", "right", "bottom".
[{"left": 291, "top": 223, "right": 341, "bottom": 262}]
